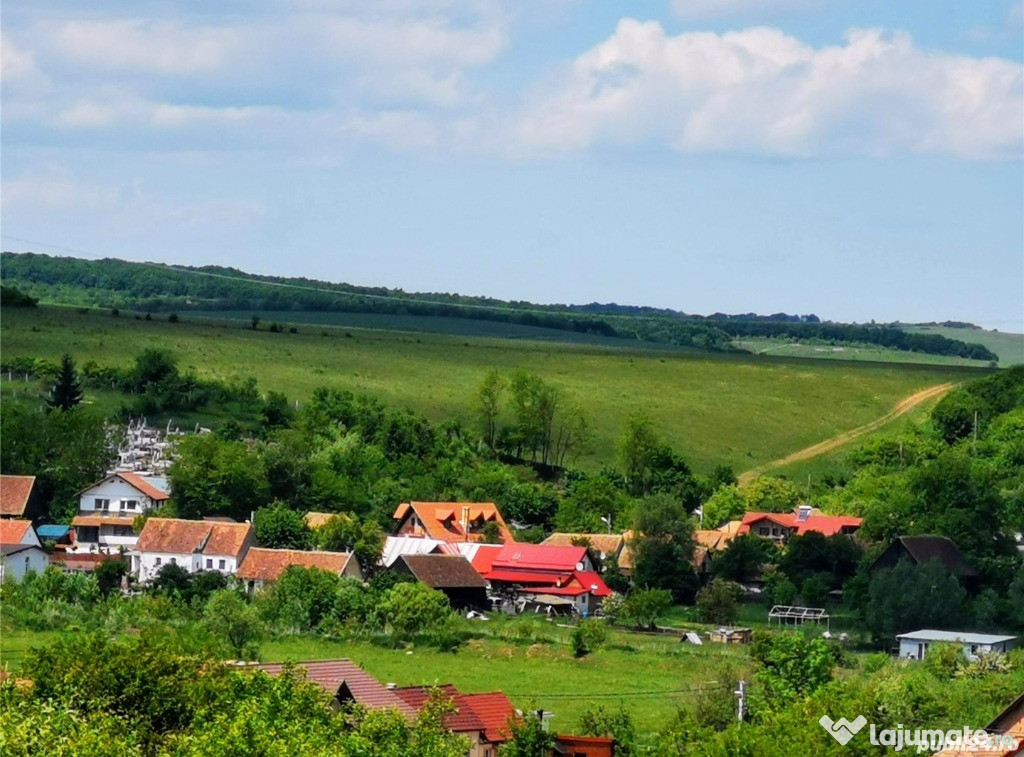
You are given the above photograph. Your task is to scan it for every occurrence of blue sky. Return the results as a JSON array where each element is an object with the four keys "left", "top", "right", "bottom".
[{"left": 2, "top": 0, "right": 1022, "bottom": 329}]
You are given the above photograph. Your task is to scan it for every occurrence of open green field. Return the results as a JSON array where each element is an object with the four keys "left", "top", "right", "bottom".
[
  {"left": 0, "top": 620, "right": 748, "bottom": 733},
  {"left": 0, "top": 306, "right": 989, "bottom": 472},
  {"left": 733, "top": 337, "right": 992, "bottom": 367},
  {"left": 901, "top": 325, "right": 1024, "bottom": 366}
]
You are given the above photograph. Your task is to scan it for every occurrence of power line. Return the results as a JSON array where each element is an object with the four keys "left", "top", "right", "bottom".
[{"left": 504, "top": 683, "right": 725, "bottom": 699}]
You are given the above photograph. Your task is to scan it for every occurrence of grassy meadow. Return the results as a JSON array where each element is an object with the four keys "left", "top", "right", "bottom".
[
  {"left": 900, "top": 325, "right": 1024, "bottom": 366},
  {"left": 0, "top": 306, "right": 988, "bottom": 472}
]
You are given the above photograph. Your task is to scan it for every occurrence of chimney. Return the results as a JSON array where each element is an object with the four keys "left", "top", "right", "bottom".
[{"left": 461, "top": 506, "right": 470, "bottom": 540}]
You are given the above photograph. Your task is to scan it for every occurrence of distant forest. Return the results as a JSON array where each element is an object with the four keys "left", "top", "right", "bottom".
[{"left": 0, "top": 252, "right": 999, "bottom": 361}]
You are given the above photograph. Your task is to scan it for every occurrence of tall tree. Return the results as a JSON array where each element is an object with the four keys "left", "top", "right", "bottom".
[
  {"left": 618, "top": 414, "right": 661, "bottom": 496},
  {"left": 630, "top": 493, "right": 698, "bottom": 602},
  {"left": 47, "top": 354, "right": 83, "bottom": 412},
  {"left": 475, "top": 370, "right": 504, "bottom": 449}
]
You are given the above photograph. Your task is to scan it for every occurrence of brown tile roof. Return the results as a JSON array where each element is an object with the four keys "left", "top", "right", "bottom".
[
  {"left": 135, "top": 518, "right": 252, "bottom": 558},
  {"left": 116, "top": 472, "right": 170, "bottom": 501},
  {"left": 256, "top": 660, "right": 416, "bottom": 719},
  {"left": 393, "top": 502, "right": 513, "bottom": 543},
  {"left": 236, "top": 548, "right": 353, "bottom": 582},
  {"left": 0, "top": 519, "right": 32, "bottom": 545},
  {"left": 397, "top": 554, "right": 487, "bottom": 589},
  {"left": 540, "top": 533, "right": 625, "bottom": 555},
  {"left": 0, "top": 475, "right": 35, "bottom": 517},
  {"left": 694, "top": 529, "right": 737, "bottom": 551}
]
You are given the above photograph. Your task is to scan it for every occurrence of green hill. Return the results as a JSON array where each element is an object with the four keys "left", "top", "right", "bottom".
[{"left": 0, "top": 305, "right": 987, "bottom": 473}]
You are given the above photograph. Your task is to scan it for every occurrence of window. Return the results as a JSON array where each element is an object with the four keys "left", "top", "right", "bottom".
[
  {"left": 170, "top": 557, "right": 177, "bottom": 565},
  {"left": 218, "top": 559, "right": 226, "bottom": 570},
  {"left": 155, "top": 557, "right": 162, "bottom": 566},
  {"left": 95, "top": 498, "right": 110, "bottom": 511},
  {"left": 126, "top": 500, "right": 138, "bottom": 510},
  {"left": 206, "top": 559, "right": 213, "bottom": 569}
]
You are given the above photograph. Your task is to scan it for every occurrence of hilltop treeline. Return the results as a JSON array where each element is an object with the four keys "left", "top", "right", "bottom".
[{"left": 0, "top": 252, "right": 998, "bottom": 360}]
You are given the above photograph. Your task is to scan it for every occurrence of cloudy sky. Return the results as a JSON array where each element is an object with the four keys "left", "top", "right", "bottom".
[{"left": 2, "top": 0, "right": 1022, "bottom": 329}]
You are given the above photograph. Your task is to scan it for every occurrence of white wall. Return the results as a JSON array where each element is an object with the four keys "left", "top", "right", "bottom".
[
  {"left": 135, "top": 551, "right": 240, "bottom": 582},
  {"left": 0, "top": 548, "right": 49, "bottom": 582},
  {"left": 79, "top": 478, "right": 161, "bottom": 517}
]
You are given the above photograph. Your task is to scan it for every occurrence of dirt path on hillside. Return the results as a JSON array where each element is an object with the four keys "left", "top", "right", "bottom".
[{"left": 737, "top": 382, "right": 956, "bottom": 485}]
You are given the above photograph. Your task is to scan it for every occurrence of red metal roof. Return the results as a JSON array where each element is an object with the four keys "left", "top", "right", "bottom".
[
  {"left": 491, "top": 543, "right": 588, "bottom": 572},
  {"left": 0, "top": 475, "right": 35, "bottom": 517},
  {"left": 256, "top": 660, "right": 416, "bottom": 719},
  {"left": 738, "top": 511, "right": 862, "bottom": 537},
  {"left": 571, "top": 571, "right": 612, "bottom": 597},
  {"left": 485, "top": 569, "right": 568, "bottom": 584}
]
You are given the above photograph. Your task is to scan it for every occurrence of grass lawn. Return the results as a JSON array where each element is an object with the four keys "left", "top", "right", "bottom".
[
  {"left": 262, "top": 623, "right": 749, "bottom": 733},
  {"left": 0, "top": 306, "right": 987, "bottom": 473},
  {"left": 732, "top": 337, "right": 993, "bottom": 367}
]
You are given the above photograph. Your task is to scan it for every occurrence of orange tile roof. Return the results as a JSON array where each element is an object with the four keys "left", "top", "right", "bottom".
[
  {"left": 0, "top": 519, "right": 32, "bottom": 545},
  {"left": 738, "top": 511, "right": 862, "bottom": 536},
  {"left": 540, "top": 533, "right": 625, "bottom": 555},
  {"left": 462, "top": 692, "right": 518, "bottom": 743},
  {"left": 393, "top": 502, "right": 513, "bottom": 544},
  {"left": 0, "top": 475, "right": 35, "bottom": 517},
  {"left": 72, "top": 514, "right": 138, "bottom": 527},
  {"left": 236, "top": 548, "right": 353, "bottom": 582},
  {"left": 136, "top": 518, "right": 251, "bottom": 558},
  {"left": 116, "top": 472, "right": 170, "bottom": 501}
]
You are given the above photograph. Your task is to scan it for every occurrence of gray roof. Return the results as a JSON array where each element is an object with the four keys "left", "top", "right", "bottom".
[{"left": 896, "top": 629, "right": 1018, "bottom": 645}]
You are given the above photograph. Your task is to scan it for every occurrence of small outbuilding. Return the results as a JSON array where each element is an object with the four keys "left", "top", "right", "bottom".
[
  {"left": 896, "top": 629, "right": 1019, "bottom": 661},
  {"left": 393, "top": 554, "right": 489, "bottom": 610},
  {"left": 869, "top": 536, "right": 978, "bottom": 580}
]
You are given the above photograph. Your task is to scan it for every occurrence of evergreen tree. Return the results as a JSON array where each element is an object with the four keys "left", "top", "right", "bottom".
[{"left": 47, "top": 354, "right": 83, "bottom": 412}]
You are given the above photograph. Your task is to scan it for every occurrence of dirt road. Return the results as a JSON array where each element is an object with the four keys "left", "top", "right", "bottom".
[{"left": 736, "top": 382, "right": 956, "bottom": 485}]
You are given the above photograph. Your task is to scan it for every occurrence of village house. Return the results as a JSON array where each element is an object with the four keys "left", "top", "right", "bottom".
[
  {"left": 392, "top": 554, "right": 489, "bottom": 610},
  {"left": 393, "top": 501, "right": 513, "bottom": 544},
  {"left": 484, "top": 543, "right": 612, "bottom": 615},
  {"left": 392, "top": 684, "right": 518, "bottom": 757},
  {"left": 737, "top": 506, "right": 862, "bottom": 541},
  {"left": 255, "top": 659, "right": 417, "bottom": 718},
  {"left": 0, "top": 475, "right": 41, "bottom": 521},
  {"left": 71, "top": 471, "right": 171, "bottom": 554},
  {"left": 896, "top": 629, "right": 1019, "bottom": 661},
  {"left": 133, "top": 518, "right": 254, "bottom": 582},
  {"left": 0, "top": 519, "right": 48, "bottom": 582},
  {"left": 235, "top": 547, "right": 362, "bottom": 592},
  {"left": 932, "top": 690, "right": 1024, "bottom": 757},
  {"left": 869, "top": 535, "right": 978, "bottom": 581}
]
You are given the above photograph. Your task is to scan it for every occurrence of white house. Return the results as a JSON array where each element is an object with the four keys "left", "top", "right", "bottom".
[
  {"left": 132, "top": 518, "right": 254, "bottom": 582},
  {"left": 896, "top": 629, "right": 1019, "bottom": 660},
  {"left": 71, "top": 472, "right": 171, "bottom": 554},
  {"left": 0, "top": 519, "right": 49, "bottom": 582}
]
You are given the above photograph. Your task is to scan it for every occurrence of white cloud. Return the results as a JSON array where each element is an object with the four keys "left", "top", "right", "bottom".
[
  {"left": 0, "top": 34, "right": 50, "bottom": 89},
  {"left": 2, "top": 169, "right": 119, "bottom": 210},
  {"left": 47, "top": 19, "right": 242, "bottom": 74},
  {"left": 518, "top": 21, "right": 1024, "bottom": 159},
  {"left": 672, "top": 0, "right": 820, "bottom": 20}
]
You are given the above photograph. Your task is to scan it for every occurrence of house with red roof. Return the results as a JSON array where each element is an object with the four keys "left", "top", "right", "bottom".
[
  {"left": 393, "top": 502, "right": 513, "bottom": 544},
  {"left": 738, "top": 506, "right": 862, "bottom": 542},
  {"left": 71, "top": 471, "right": 172, "bottom": 554},
  {"left": 133, "top": 517, "right": 254, "bottom": 582},
  {"left": 0, "top": 519, "right": 48, "bottom": 582},
  {"left": 484, "top": 543, "right": 612, "bottom": 615},
  {"left": 393, "top": 685, "right": 518, "bottom": 757}
]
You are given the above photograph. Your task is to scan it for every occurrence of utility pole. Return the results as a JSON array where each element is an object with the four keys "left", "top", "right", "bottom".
[
  {"left": 973, "top": 410, "right": 979, "bottom": 445},
  {"left": 734, "top": 680, "right": 746, "bottom": 723}
]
